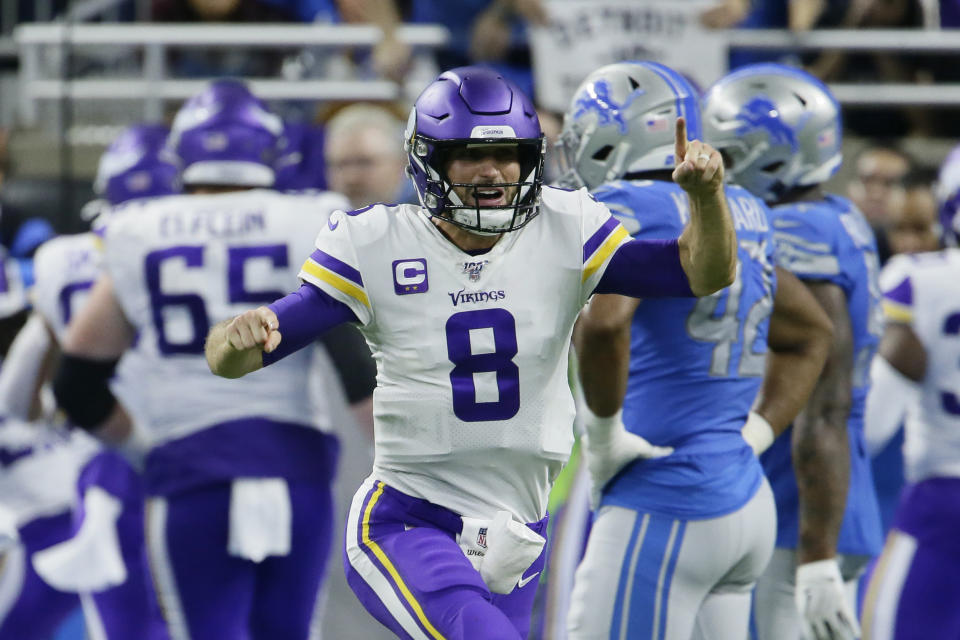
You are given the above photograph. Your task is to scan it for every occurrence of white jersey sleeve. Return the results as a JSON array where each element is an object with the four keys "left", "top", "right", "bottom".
[
  {"left": 298, "top": 207, "right": 376, "bottom": 326},
  {"left": 879, "top": 249, "right": 960, "bottom": 482},
  {"left": 574, "top": 187, "right": 631, "bottom": 305}
]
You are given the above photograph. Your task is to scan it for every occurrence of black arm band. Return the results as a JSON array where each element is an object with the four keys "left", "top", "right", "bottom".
[{"left": 53, "top": 353, "right": 119, "bottom": 431}]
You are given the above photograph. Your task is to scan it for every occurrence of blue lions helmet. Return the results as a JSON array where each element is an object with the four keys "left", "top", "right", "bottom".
[
  {"left": 94, "top": 124, "right": 180, "bottom": 206},
  {"left": 168, "top": 79, "right": 284, "bottom": 188},
  {"left": 557, "top": 61, "right": 701, "bottom": 190},
  {"left": 702, "top": 64, "right": 842, "bottom": 203}
]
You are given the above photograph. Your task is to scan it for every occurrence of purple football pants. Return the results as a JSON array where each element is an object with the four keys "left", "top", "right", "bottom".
[
  {"left": 344, "top": 478, "right": 548, "bottom": 640},
  {"left": 862, "top": 477, "right": 960, "bottom": 639},
  {"left": 77, "top": 452, "right": 169, "bottom": 640},
  {"left": 0, "top": 512, "right": 78, "bottom": 640},
  {"left": 145, "top": 480, "right": 334, "bottom": 640}
]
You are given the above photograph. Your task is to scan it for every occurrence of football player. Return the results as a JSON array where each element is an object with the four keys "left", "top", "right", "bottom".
[
  {"left": 858, "top": 145, "right": 960, "bottom": 639},
  {"left": 205, "top": 66, "right": 738, "bottom": 639},
  {"left": 559, "top": 61, "right": 832, "bottom": 640},
  {"left": 704, "top": 64, "right": 884, "bottom": 640},
  {"left": 53, "top": 80, "right": 357, "bottom": 639},
  {"left": 7, "top": 123, "right": 179, "bottom": 640}
]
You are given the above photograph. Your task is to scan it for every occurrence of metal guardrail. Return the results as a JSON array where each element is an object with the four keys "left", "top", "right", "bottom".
[
  {"left": 725, "top": 27, "right": 960, "bottom": 52},
  {"left": 14, "top": 23, "right": 451, "bottom": 125},
  {"left": 724, "top": 28, "right": 960, "bottom": 108},
  {"left": 11, "top": 24, "right": 960, "bottom": 126}
]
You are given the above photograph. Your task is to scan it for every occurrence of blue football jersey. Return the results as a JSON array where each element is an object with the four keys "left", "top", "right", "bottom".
[
  {"left": 595, "top": 179, "right": 774, "bottom": 519},
  {"left": 761, "top": 194, "right": 883, "bottom": 556}
]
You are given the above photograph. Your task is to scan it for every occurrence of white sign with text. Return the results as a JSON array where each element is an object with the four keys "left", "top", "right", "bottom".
[{"left": 529, "top": 0, "right": 726, "bottom": 113}]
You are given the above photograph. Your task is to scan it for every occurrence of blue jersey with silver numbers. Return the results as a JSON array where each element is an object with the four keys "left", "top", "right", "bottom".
[
  {"left": 762, "top": 194, "right": 883, "bottom": 556},
  {"left": 597, "top": 179, "right": 773, "bottom": 519}
]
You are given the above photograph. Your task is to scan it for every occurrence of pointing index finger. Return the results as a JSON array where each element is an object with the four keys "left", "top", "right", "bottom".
[{"left": 674, "top": 117, "right": 687, "bottom": 166}]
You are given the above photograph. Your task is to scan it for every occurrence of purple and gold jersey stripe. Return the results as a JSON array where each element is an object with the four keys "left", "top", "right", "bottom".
[
  {"left": 582, "top": 216, "right": 630, "bottom": 283},
  {"left": 359, "top": 482, "right": 447, "bottom": 640},
  {"left": 300, "top": 249, "right": 369, "bottom": 308},
  {"left": 882, "top": 276, "right": 914, "bottom": 323}
]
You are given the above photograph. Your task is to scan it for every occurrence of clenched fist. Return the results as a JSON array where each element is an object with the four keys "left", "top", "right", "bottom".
[{"left": 225, "top": 306, "right": 282, "bottom": 354}]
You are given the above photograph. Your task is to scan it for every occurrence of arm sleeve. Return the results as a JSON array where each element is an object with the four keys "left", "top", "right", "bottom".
[
  {"left": 592, "top": 238, "right": 693, "bottom": 297},
  {"left": 0, "top": 313, "right": 50, "bottom": 419},
  {"left": 879, "top": 271, "right": 914, "bottom": 325},
  {"left": 262, "top": 283, "right": 359, "bottom": 366},
  {"left": 297, "top": 211, "right": 374, "bottom": 326}
]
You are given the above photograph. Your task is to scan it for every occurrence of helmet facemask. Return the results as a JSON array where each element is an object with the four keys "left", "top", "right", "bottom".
[{"left": 408, "top": 133, "right": 545, "bottom": 236}]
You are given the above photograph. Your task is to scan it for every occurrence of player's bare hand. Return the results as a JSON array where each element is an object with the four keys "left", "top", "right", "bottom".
[
  {"left": 672, "top": 117, "right": 725, "bottom": 198},
  {"left": 225, "top": 307, "right": 282, "bottom": 354}
]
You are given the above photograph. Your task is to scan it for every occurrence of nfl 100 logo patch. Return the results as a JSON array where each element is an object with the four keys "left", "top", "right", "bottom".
[
  {"left": 392, "top": 258, "right": 428, "bottom": 295},
  {"left": 477, "top": 527, "right": 487, "bottom": 549},
  {"left": 461, "top": 259, "right": 489, "bottom": 282}
]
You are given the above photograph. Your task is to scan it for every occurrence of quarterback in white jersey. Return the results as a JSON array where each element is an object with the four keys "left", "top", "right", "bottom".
[
  {"left": 54, "top": 81, "right": 361, "bottom": 640},
  {"left": 208, "top": 66, "right": 737, "bottom": 640}
]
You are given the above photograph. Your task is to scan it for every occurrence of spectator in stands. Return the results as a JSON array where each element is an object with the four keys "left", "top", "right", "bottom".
[
  {"left": 701, "top": 0, "right": 850, "bottom": 68},
  {"left": 847, "top": 144, "right": 912, "bottom": 264},
  {"left": 375, "top": 0, "right": 547, "bottom": 96},
  {"left": 886, "top": 173, "right": 941, "bottom": 256},
  {"left": 323, "top": 103, "right": 413, "bottom": 208},
  {"left": 152, "top": 0, "right": 297, "bottom": 76}
]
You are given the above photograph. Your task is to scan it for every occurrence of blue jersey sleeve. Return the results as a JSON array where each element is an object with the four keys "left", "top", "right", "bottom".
[{"left": 770, "top": 205, "right": 849, "bottom": 289}]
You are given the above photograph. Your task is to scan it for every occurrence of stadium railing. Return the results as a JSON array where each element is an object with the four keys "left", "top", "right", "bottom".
[
  {"left": 14, "top": 23, "right": 451, "bottom": 125},
  {"left": 11, "top": 25, "right": 960, "bottom": 125}
]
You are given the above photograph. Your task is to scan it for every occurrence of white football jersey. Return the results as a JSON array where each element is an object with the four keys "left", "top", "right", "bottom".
[
  {"left": 32, "top": 233, "right": 103, "bottom": 345},
  {"left": 880, "top": 249, "right": 960, "bottom": 482},
  {"left": 102, "top": 189, "right": 349, "bottom": 445},
  {"left": 299, "top": 186, "right": 630, "bottom": 522},
  {"left": 32, "top": 231, "right": 157, "bottom": 435}
]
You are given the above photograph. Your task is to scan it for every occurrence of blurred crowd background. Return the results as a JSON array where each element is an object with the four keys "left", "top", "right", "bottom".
[{"left": 0, "top": 0, "right": 958, "bottom": 266}]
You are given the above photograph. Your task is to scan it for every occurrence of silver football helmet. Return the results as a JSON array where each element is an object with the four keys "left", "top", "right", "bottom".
[
  {"left": 701, "top": 64, "right": 842, "bottom": 202},
  {"left": 557, "top": 61, "right": 701, "bottom": 190}
]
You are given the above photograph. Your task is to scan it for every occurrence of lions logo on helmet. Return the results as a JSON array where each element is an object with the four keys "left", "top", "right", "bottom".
[
  {"left": 702, "top": 64, "right": 842, "bottom": 203},
  {"left": 557, "top": 61, "right": 702, "bottom": 191},
  {"left": 404, "top": 67, "right": 546, "bottom": 235}
]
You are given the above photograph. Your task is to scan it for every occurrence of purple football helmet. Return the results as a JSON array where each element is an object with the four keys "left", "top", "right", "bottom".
[
  {"left": 405, "top": 66, "right": 545, "bottom": 234},
  {"left": 94, "top": 124, "right": 180, "bottom": 206},
  {"left": 168, "top": 79, "right": 284, "bottom": 188},
  {"left": 937, "top": 145, "right": 960, "bottom": 246},
  {"left": 274, "top": 121, "right": 327, "bottom": 192}
]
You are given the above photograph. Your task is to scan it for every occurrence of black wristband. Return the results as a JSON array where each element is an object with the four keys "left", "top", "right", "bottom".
[{"left": 53, "top": 353, "right": 119, "bottom": 431}]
